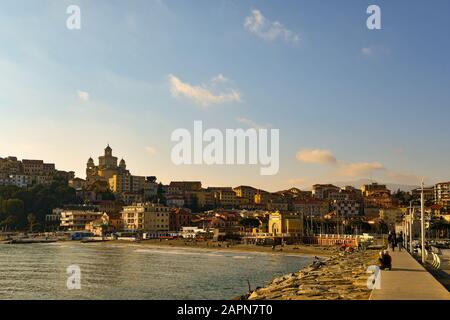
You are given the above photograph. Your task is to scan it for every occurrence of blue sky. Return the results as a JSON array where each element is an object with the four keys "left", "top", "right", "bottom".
[{"left": 1, "top": 0, "right": 450, "bottom": 191}]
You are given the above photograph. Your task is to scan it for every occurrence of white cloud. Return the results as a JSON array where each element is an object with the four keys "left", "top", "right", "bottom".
[
  {"left": 361, "top": 47, "right": 372, "bottom": 56},
  {"left": 237, "top": 117, "right": 271, "bottom": 129},
  {"left": 145, "top": 146, "right": 157, "bottom": 157},
  {"left": 168, "top": 74, "right": 241, "bottom": 107},
  {"left": 337, "top": 162, "right": 385, "bottom": 177},
  {"left": 211, "top": 73, "right": 228, "bottom": 84},
  {"left": 77, "top": 90, "right": 90, "bottom": 102},
  {"left": 244, "top": 9, "right": 300, "bottom": 44},
  {"left": 296, "top": 148, "right": 386, "bottom": 178},
  {"left": 296, "top": 149, "right": 337, "bottom": 165}
]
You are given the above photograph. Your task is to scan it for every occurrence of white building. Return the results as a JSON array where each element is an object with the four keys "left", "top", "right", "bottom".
[
  {"left": 60, "top": 210, "right": 104, "bottom": 231},
  {"left": 435, "top": 182, "right": 450, "bottom": 206},
  {"left": 9, "top": 175, "right": 32, "bottom": 188},
  {"left": 181, "top": 227, "right": 207, "bottom": 239},
  {"left": 46, "top": 208, "right": 63, "bottom": 223}
]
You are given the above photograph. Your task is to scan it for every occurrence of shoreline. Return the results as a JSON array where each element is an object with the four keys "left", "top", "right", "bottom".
[
  {"left": 105, "top": 239, "right": 336, "bottom": 257},
  {"left": 1, "top": 238, "right": 336, "bottom": 257},
  {"left": 244, "top": 249, "right": 379, "bottom": 300}
]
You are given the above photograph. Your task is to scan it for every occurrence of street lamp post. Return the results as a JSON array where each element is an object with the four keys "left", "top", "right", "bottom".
[
  {"left": 421, "top": 181, "right": 426, "bottom": 264},
  {"left": 404, "top": 216, "right": 407, "bottom": 252},
  {"left": 409, "top": 202, "right": 413, "bottom": 253}
]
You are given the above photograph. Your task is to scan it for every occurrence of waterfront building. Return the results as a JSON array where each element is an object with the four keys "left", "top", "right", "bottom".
[
  {"left": 85, "top": 213, "right": 112, "bottom": 236},
  {"left": 181, "top": 226, "right": 208, "bottom": 239},
  {"left": 121, "top": 203, "right": 170, "bottom": 232},
  {"left": 45, "top": 208, "right": 63, "bottom": 223},
  {"left": 169, "top": 208, "right": 192, "bottom": 231},
  {"left": 60, "top": 210, "right": 104, "bottom": 231},
  {"left": 268, "top": 211, "right": 304, "bottom": 237}
]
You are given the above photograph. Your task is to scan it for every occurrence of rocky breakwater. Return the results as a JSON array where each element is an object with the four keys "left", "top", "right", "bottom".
[{"left": 247, "top": 250, "right": 379, "bottom": 300}]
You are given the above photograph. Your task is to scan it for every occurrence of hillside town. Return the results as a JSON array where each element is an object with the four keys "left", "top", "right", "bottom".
[{"left": 1, "top": 145, "right": 450, "bottom": 244}]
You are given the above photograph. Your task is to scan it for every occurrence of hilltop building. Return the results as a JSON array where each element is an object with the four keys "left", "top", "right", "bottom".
[
  {"left": 0, "top": 156, "right": 74, "bottom": 187},
  {"left": 85, "top": 145, "right": 157, "bottom": 202}
]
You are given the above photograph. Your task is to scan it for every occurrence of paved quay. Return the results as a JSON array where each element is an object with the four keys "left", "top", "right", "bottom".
[{"left": 370, "top": 250, "right": 450, "bottom": 300}]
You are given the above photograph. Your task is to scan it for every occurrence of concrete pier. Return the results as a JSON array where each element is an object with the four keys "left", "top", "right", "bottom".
[{"left": 370, "top": 251, "right": 450, "bottom": 300}]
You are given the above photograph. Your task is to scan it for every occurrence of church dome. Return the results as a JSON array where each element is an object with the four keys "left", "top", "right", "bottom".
[
  {"left": 119, "top": 158, "right": 126, "bottom": 168},
  {"left": 87, "top": 157, "right": 94, "bottom": 164}
]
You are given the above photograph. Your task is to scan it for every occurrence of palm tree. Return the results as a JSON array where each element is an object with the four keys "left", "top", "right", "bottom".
[{"left": 27, "top": 213, "right": 37, "bottom": 233}]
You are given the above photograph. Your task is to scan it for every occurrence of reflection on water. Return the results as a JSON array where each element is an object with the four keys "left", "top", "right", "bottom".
[{"left": 0, "top": 243, "right": 311, "bottom": 300}]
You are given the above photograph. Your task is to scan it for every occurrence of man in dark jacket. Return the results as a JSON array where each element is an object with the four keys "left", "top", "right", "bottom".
[
  {"left": 397, "top": 232, "right": 404, "bottom": 252},
  {"left": 378, "top": 250, "right": 392, "bottom": 270},
  {"left": 388, "top": 231, "right": 397, "bottom": 251}
]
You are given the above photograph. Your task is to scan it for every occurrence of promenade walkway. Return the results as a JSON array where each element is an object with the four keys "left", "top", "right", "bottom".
[{"left": 370, "top": 250, "right": 450, "bottom": 300}]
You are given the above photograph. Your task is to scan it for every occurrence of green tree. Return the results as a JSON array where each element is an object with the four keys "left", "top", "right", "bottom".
[{"left": 0, "top": 215, "right": 17, "bottom": 231}]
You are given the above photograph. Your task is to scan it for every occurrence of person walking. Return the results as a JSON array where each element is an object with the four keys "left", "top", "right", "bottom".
[
  {"left": 388, "top": 231, "right": 397, "bottom": 251},
  {"left": 397, "top": 232, "right": 404, "bottom": 252}
]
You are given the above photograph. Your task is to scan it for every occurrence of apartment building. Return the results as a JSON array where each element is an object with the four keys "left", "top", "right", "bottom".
[
  {"left": 122, "top": 203, "right": 170, "bottom": 232},
  {"left": 169, "top": 208, "right": 192, "bottom": 231},
  {"left": 332, "top": 200, "right": 360, "bottom": 217},
  {"left": 213, "top": 188, "right": 240, "bottom": 208},
  {"left": 435, "top": 182, "right": 450, "bottom": 206},
  {"left": 312, "top": 184, "right": 340, "bottom": 200},
  {"left": 233, "top": 185, "right": 259, "bottom": 203},
  {"left": 167, "top": 181, "right": 202, "bottom": 194},
  {"left": 60, "top": 210, "right": 104, "bottom": 231},
  {"left": 293, "top": 199, "right": 329, "bottom": 217},
  {"left": 361, "top": 182, "right": 389, "bottom": 197}
]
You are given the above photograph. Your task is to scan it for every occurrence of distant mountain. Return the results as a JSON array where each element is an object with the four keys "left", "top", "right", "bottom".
[{"left": 332, "top": 178, "right": 420, "bottom": 192}]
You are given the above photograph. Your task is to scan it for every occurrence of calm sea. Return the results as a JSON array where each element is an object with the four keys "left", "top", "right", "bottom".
[{"left": 0, "top": 242, "right": 311, "bottom": 300}]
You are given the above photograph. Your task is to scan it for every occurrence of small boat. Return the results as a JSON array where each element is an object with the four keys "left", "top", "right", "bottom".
[{"left": 80, "top": 237, "right": 108, "bottom": 243}]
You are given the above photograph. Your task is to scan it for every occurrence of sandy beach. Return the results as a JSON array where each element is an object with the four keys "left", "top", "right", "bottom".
[{"left": 115, "top": 238, "right": 337, "bottom": 257}]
